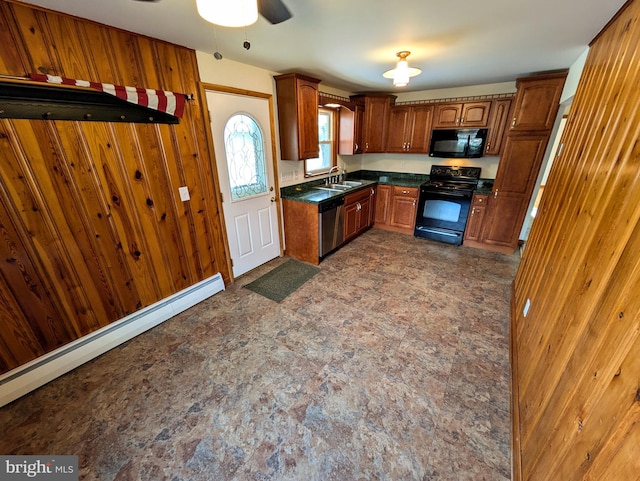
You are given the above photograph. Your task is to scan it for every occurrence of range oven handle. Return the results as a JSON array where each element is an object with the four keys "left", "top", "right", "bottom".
[{"left": 420, "top": 189, "right": 472, "bottom": 199}]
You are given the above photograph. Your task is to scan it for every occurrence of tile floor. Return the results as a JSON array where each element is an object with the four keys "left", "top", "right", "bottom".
[{"left": 0, "top": 229, "right": 521, "bottom": 481}]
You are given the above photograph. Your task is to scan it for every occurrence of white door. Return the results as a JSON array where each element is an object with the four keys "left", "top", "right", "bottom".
[{"left": 206, "top": 90, "right": 280, "bottom": 277}]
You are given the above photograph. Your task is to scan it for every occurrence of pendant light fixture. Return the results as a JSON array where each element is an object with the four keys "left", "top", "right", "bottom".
[
  {"left": 383, "top": 51, "right": 422, "bottom": 87},
  {"left": 196, "top": 0, "right": 259, "bottom": 27}
]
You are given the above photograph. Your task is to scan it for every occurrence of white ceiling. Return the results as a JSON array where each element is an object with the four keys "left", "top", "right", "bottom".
[{"left": 20, "top": 0, "right": 626, "bottom": 93}]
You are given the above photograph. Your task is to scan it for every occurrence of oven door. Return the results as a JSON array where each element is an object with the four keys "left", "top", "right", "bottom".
[{"left": 414, "top": 189, "right": 472, "bottom": 245}]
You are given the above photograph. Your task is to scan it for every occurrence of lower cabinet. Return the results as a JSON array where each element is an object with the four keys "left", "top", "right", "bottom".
[
  {"left": 463, "top": 194, "right": 489, "bottom": 242},
  {"left": 344, "top": 187, "right": 375, "bottom": 243},
  {"left": 374, "top": 185, "right": 419, "bottom": 235}
]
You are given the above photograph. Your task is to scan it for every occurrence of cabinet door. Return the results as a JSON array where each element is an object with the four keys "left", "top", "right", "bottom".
[
  {"left": 354, "top": 104, "right": 365, "bottom": 154},
  {"left": 358, "top": 196, "right": 372, "bottom": 233},
  {"left": 363, "top": 96, "right": 391, "bottom": 152},
  {"left": 495, "top": 134, "right": 549, "bottom": 195},
  {"left": 374, "top": 185, "right": 392, "bottom": 225},
  {"left": 339, "top": 104, "right": 365, "bottom": 155},
  {"left": 485, "top": 98, "right": 513, "bottom": 156},
  {"left": 461, "top": 101, "right": 491, "bottom": 127},
  {"left": 344, "top": 201, "right": 360, "bottom": 242},
  {"left": 386, "top": 106, "right": 411, "bottom": 152},
  {"left": 510, "top": 73, "right": 566, "bottom": 132},
  {"left": 368, "top": 186, "right": 377, "bottom": 227},
  {"left": 406, "top": 105, "right": 434, "bottom": 153},
  {"left": 297, "top": 79, "right": 320, "bottom": 159},
  {"left": 390, "top": 187, "right": 418, "bottom": 230},
  {"left": 274, "top": 73, "right": 320, "bottom": 160},
  {"left": 480, "top": 192, "right": 529, "bottom": 249},
  {"left": 433, "top": 103, "right": 462, "bottom": 128},
  {"left": 463, "top": 195, "right": 489, "bottom": 242}
]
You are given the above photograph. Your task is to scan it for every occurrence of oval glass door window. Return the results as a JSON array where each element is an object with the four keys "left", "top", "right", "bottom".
[{"left": 223, "top": 113, "right": 267, "bottom": 201}]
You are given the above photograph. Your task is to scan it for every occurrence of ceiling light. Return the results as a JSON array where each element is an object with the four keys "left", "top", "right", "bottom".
[
  {"left": 383, "top": 51, "right": 422, "bottom": 87},
  {"left": 196, "top": 0, "right": 259, "bottom": 27}
]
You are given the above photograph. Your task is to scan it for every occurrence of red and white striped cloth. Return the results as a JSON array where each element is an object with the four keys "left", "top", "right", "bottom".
[{"left": 29, "top": 73, "right": 187, "bottom": 118}]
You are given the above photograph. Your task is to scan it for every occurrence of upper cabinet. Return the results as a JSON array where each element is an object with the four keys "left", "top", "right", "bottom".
[
  {"left": 485, "top": 97, "right": 513, "bottom": 156},
  {"left": 351, "top": 94, "right": 395, "bottom": 153},
  {"left": 274, "top": 73, "right": 321, "bottom": 160},
  {"left": 433, "top": 101, "right": 491, "bottom": 128},
  {"left": 386, "top": 104, "right": 434, "bottom": 153},
  {"left": 509, "top": 73, "right": 567, "bottom": 132},
  {"left": 338, "top": 103, "right": 364, "bottom": 155}
]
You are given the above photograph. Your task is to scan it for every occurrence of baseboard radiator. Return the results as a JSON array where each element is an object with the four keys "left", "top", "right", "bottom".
[{"left": 0, "top": 273, "right": 225, "bottom": 408}]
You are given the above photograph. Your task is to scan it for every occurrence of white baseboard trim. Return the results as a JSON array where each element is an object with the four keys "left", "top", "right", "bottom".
[{"left": 0, "top": 273, "right": 225, "bottom": 408}]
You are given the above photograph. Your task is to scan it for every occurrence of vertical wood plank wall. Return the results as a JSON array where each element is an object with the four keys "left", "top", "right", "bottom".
[
  {"left": 511, "top": 1, "right": 640, "bottom": 479},
  {"left": 0, "top": 0, "right": 230, "bottom": 374}
]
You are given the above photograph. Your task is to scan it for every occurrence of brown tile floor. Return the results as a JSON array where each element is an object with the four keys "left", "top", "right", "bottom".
[{"left": 0, "top": 229, "right": 521, "bottom": 480}]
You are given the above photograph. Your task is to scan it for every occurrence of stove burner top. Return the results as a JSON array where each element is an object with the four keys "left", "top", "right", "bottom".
[{"left": 423, "top": 165, "right": 482, "bottom": 196}]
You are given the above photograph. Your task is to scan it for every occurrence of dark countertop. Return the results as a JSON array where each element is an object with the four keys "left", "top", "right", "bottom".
[{"left": 280, "top": 170, "right": 496, "bottom": 204}]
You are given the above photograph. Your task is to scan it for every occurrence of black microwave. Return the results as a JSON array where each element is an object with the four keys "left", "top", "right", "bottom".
[{"left": 429, "top": 128, "right": 488, "bottom": 158}]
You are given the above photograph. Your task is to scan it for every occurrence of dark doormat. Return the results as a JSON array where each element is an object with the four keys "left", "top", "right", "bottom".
[{"left": 243, "top": 259, "right": 320, "bottom": 303}]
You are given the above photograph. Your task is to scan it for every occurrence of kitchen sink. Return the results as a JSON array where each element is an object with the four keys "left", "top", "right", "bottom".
[
  {"left": 326, "top": 184, "right": 352, "bottom": 190},
  {"left": 314, "top": 186, "right": 345, "bottom": 193},
  {"left": 342, "top": 181, "right": 363, "bottom": 186}
]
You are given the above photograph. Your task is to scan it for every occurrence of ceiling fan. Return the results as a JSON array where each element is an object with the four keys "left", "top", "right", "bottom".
[{"left": 132, "top": 0, "right": 292, "bottom": 25}]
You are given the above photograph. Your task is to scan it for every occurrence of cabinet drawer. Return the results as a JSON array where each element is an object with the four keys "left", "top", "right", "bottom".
[
  {"left": 345, "top": 187, "right": 371, "bottom": 205},
  {"left": 392, "top": 186, "right": 418, "bottom": 198},
  {"left": 472, "top": 193, "right": 490, "bottom": 206}
]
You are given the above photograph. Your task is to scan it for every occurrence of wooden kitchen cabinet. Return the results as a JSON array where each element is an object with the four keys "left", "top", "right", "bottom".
[
  {"left": 386, "top": 104, "right": 434, "bottom": 153},
  {"left": 344, "top": 187, "right": 374, "bottom": 242},
  {"left": 374, "top": 185, "right": 418, "bottom": 235},
  {"left": 350, "top": 94, "right": 395, "bottom": 153},
  {"left": 338, "top": 103, "right": 364, "bottom": 155},
  {"left": 274, "top": 73, "right": 321, "bottom": 160},
  {"left": 464, "top": 72, "right": 566, "bottom": 254},
  {"left": 484, "top": 98, "right": 513, "bottom": 156},
  {"left": 433, "top": 101, "right": 491, "bottom": 128},
  {"left": 508, "top": 72, "right": 566, "bottom": 132},
  {"left": 374, "top": 185, "right": 392, "bottom": 225},
  {"left": 465, "top": 133, "right": 556, "bottom": 253},
  {"left": 463, "top": 194, "right": 489, "bottom": 242}
]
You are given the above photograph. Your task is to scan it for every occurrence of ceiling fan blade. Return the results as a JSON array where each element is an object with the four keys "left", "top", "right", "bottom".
[{"left": 258, "top": 0, "right": 292, "bottom": 24}]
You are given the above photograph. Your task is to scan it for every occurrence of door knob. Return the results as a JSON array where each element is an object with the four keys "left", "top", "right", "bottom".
[{"left": 270, "top": 197, "right": 276, "bottom": 202}]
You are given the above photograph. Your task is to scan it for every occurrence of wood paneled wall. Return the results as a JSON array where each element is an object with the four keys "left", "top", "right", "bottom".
[
  {"left": 0, "top": 0, "right": 229, "bottom": 374},
  {"left": 511, "top": 1, "right": 640, "bottom": 479}
]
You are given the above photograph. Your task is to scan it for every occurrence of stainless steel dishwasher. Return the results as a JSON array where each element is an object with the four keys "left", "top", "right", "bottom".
[{"left": 318, "top": 197, "right": 344, "bottom": 257}]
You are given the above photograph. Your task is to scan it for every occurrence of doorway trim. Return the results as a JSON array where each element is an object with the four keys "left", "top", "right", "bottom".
[{"left": 199, "top": 82, "right": 284, "bottom": 282}]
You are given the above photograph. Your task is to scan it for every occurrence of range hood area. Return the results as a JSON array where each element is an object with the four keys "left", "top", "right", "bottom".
[{"left": 0, "top": 78, "right": 182, "bottom": 124}]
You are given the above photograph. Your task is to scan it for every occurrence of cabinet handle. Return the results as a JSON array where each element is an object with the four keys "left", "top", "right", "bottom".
[
  {"left": 511, "top": 117, "right": 516, "bottom": 127},
  {"left": 494, "top": 189, "right": 499, "bottom": 198},
  {"left": 471, "top": 208, "right": 476, "bottom": 215},
  {"left": 477, "top": 197, "right": 483, "bottom": 203},
  {"left": 355, "top": 143, "right": 359, "bottom": 151},
  {"left": 485, "top": 142, "right": 491, "bottom": 151},
  {"left": 402, "top": 190, "right": 409, "bottom": 194},
  {"left": 365, "top": 142, "right": 369, "bottom": 150},
  {"left": 406, "top": 142, "right": 410, "bottom": 150}
]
